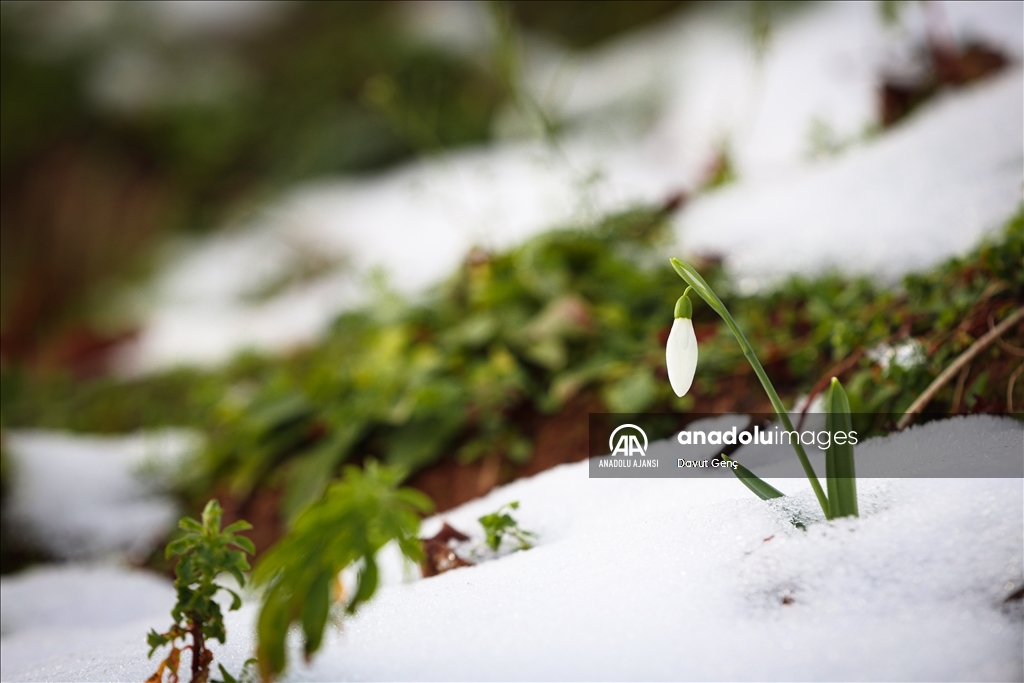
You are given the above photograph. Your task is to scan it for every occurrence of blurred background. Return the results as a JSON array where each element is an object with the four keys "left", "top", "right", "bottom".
[{"left": 1, "top": 0, "right": 1021, "bottom": 572}]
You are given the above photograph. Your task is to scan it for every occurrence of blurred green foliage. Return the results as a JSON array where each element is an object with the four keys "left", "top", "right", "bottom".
[
  {"left": 198, "top": 204, "right": 688, "bottom": 518},
  {"left": 1, "top": 1, "right": 700, "bottom": 357},
  {"left": 3, "top": 207, "right": 1021, "bottom": 522},
  {"left": 0, "top": 2, "right": 504, "bottom": 217},
  {"left": 252, "top": 461, "right": 430, "bottom": 679},
  {"left": 509, "top": 1, "right": 689, "bottom": 49}
]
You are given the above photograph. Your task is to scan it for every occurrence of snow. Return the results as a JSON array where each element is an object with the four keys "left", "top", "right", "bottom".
[
  {"left": 0, "top": 564, "right": 174, "bottom": 636},
  {"left": 2, "top": 430, "right": 197, "bottom": 561},
  {"left": 3, "top": 3, "right": 1022, "bottom": 680},
  {"left": 2, "top": 415, "right": 1021, "bottom": 681},
  {"left": 113, "top": 0, "right": 1024, "bottom": 372},
  {"left": 678, "top": 68, "right": 1023, "bottom": 289}
]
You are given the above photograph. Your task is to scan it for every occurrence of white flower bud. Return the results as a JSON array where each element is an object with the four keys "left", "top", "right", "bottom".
[{"left": 666, "top": 317, "right": 698, "bottom": 397}]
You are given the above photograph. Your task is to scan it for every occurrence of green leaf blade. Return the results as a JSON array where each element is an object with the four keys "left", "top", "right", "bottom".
[
  {"left": 825, "top": 377, "right": 858, "bottom": 518},
  {"left": 726, "top": 457, "right": 785, "bottom": 501},
  {"left": 301, "top": 572, "right": 331, "bottom": 658}
]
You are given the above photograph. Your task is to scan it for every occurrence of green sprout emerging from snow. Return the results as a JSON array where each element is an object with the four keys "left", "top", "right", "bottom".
[
  {"left": 668, "top": 259, "right": 858, "bottom": 520},
  {"left": 147, "top": 500, "right": 254, "bottom": 683},
  {"left": 479, "top": 501, "right": 537, "bottom": 551}
]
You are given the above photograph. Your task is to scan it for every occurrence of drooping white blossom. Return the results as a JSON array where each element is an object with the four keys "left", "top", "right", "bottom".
[{"left": 666, "top": 317, "right": 698, "bottom": 397}]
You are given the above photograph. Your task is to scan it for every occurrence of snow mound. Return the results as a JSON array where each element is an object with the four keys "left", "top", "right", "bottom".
[
  {"left": 3, "top": 430, "right": 197, "bottom": 561},
  {"left": 678, "top": 69, "right": 1023, "bottom": 288},
  {"left": 2, "top": 416, "right": 1020, "bottom": 681},
  {"left": 0, "top": 564, "right": 174, "bottom": 637}
]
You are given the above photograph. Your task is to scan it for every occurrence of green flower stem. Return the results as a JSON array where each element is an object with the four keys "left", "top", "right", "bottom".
[{"left": 670, "top": 258, "right": 831, "bottom": 518}]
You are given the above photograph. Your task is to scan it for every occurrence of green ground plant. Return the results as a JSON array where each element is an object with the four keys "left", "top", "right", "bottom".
[
  {"left": 251, "top": 461, "right": 432, "bottom": 679},
  {"left": 2, "top": 208, "right": 1020, "bottom": 537},
  {"left": 479, "top": 501, "right": 536, "bottom": 551},
  {"left": 147, "top": 500, "right": 254, "bottom": 683}
]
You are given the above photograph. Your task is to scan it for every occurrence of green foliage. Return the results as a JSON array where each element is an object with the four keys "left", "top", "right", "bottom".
[
  {"left": 0, "top": 367, "right": 237, "bottom": 435},
  {"left": 6, "top": 208, "right": 1020, "bottom": 522},
  {"left": 251, "top": 461, "right": 432, "bottom": 680},
  {"left": 508, "top": 0, "right": 689, "bottom": 49},
  {"left": 211, "top": 659, "right": 258, "bottom": 683},
  {"left": 147, "top": 500, "right": 254, "bottom": 683},
  {"left": 193, "top": 204, "right": 683, "bottom": 517},
  {"left": 479, "top": 501, "right": 537, "bottom": 551},
  {"left": 878, "top": 0, "right": 914, "bottom": 26}
]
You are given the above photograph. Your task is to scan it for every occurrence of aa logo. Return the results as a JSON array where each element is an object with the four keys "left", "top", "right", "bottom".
[{"left": 609, "top": 424, "right": 648, "bottom": 457}]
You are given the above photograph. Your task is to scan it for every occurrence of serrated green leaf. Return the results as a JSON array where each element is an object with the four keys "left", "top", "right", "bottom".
[
  {"left": 147, "top": 630, "right": 169, "bottom": 657},
  {"left": 229, "top": 536, "right": 255, "bottom": 559},
  {"left": 223, "top": 520, "right": 253, "bottom": 534}
]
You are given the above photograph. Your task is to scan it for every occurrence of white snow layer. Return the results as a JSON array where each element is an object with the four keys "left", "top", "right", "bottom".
[
  {"left": 2, "top": 415, "right": 1021, "bottom": 681},
  {"left": 2, "top": 430, "right": 197, "bottom": 561},
  {"left": 115, "top": 1, "right": 1024, "bottom": 372}
]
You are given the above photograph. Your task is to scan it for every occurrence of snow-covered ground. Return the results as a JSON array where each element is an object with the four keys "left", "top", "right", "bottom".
[
  {"left": 2, "top": 430, "right": 195, "bottom": 562},
  {"left": 2, "top": 415, "right": 1021, "bottom": 681},
  {"left": 114, "top": 0, "right": 1024, "bottom": 372},
  {"left": 3, "top": 2, "right": 1022, "bottom": 680}
]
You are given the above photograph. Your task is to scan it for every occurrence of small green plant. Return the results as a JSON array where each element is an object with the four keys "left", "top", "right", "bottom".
[
  {"left": 668, "top": 259, "right": 858, "bottom": 520},
  {"left": 147, "top": 500, "right": 254, "bottom": 683},
  {"left": 479, "top": 501, "right": 537, "bottom": 551},
  {"left": 251, "top": 461, "right": 432, "bottom": 680},
  {"left": 211, "top": 659, "right": 258, "bottom": 683}
]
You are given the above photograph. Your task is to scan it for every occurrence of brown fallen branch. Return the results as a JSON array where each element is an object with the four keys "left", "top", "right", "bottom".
[
  {"left": 897, "top": 307, "right": 1024, "bottom": 430},
  {"left": 949, "top": 363, "right": 972, "bottom": 414}
]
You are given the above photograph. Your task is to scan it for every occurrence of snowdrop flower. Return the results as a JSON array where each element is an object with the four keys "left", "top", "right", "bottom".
[{"left": 666, "top": 290, "right": 697, "bottom": 396}]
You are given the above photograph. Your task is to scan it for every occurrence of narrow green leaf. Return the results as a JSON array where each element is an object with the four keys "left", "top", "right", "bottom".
[
  {"left": 227, "top": 566, "right": 245, "bottom": 590},
  {"left": 348, "top": 557, "right": 378, "bottom": 614},
  {"left": 257, "top": 585, "right": 289, "bottom": 679},
  {"left": 825, "top": 377, "right": 858, "bottom": 518},
  {"left": 215, "top": 663, "right": 239, "bottom": 683},
  {"left": 725, "top": 456, "right": 785, "bottom": 500},
  {"left": 397, "top": 536, "right": 425, "bottom": 564},
  {"left": 301, "top": 572, "right": 331, "bottom": 658},
  {"left": 178, "top": 518, "right": 203, "bottom": 533},
  {"left": 394, "top": 488, "right": 435, "bottom": 514}
]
